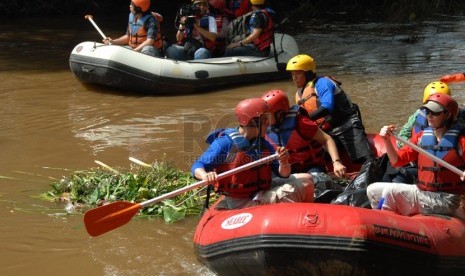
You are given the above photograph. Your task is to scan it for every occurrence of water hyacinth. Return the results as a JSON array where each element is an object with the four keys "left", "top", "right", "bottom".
[{"left": 43, "top": 160, "right": 216, "bottom": 223}]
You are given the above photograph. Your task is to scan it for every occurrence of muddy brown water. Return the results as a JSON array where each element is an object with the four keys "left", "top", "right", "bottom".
[{"left": 1, "top": 15, "right": 465, "bottom": 275}]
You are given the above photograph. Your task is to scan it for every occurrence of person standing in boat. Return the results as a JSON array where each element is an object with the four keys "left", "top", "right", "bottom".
[
  {"left": 286, "top": 54, "right": 374, "bottom": 166},
  {"left": 261, "top": 89, "right": 346, "bottom": 178},
  {"left": 191, "top": 98, "right": 314, "bottom": 209},
  {"left": 102, "top": 0, "right": 163, "bottom": 57},
  {"left": 386, "top": 81, "right": 452, "bottom": 183},
  {"left": 224, "top": 0, "right": 274, "bottom": 57},
  {"left": 367, "top": 93, "right": 465, "bottom": 216},
  {"left": 165, "top": 0, "right": 218, "bottom": 60}
]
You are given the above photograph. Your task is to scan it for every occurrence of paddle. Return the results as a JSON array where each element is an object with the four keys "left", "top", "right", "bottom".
[
  {"left": 94, "top": 160, "right": 119, "bottom": 174},
  {"left": 128, "top": 157, "right": 151, "bottom": 168},
  {"left": 84, "top": 153, "right": 280, "bottom": 236},
  {"left": 393, "top": 134, "right": 464, "bottom": 176},
  {"left": 84, "top": 15, "right": 109, "bottom": 44}
]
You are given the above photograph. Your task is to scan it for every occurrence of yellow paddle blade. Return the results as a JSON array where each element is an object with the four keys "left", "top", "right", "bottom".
[{"left": 84, "top": 201, "right": 141, "bottom": 237}]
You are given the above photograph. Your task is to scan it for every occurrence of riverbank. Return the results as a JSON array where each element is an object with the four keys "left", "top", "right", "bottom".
[{"left": 2, "top": 0, "right": 465, "bottom": 22}]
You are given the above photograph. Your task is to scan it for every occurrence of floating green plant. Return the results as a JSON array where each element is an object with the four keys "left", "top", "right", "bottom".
[{"left": 42, "top": 160, "right": 216, "bottom": 223}]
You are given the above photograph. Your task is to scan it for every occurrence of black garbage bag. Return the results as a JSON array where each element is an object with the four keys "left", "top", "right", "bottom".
[
  {"left": 312, "top": 172, "right": 344, "bottom": 203},
  {"left": 381, "top": 161, "right": 417, "bottom": 184},
  {"left": 331, "top": 154, "right": 389, "bottom": 208}
]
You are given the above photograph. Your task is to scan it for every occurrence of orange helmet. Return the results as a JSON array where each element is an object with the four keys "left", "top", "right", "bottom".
[
  {"left": 261, "top": 89, "right": 290, "bottom": 114},
  {"left": 235, "top": 98, "right": 269, "bottom": 126},
  {"left": 132, "top": 0, "right": 150, "bottom": 12}
]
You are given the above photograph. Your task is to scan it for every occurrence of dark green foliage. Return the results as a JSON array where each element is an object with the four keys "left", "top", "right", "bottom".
[
  {"left": 43, "top": 160, "right": 215, "bottom": 222},
  {"left": 2, "top": 0, "right": 465, "bottom": 22}
]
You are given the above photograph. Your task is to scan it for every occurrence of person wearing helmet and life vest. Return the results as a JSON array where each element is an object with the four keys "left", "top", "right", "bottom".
[
  {"left": 286, "top": 54, "right": 374, "bottom": 166},
  {"left": 383, "top": 81, "right": 453, "bottom": 184},
  {"left": 397, "top": 82, "right": 451, "bottom": 148},
  {"left": 165, "top": 0, "right": 217, "bottom": 60},
  {"left": 209, "top": 0, "right": 230, "bottom": 57},
  {"left": 367, "top": 93, "right": 465, "bottom": 216},
  {"left": 191, "top": 98, "right": 314, "bottom": 209},
  {"left": 102, "top": 0, "right": 163, "bottom": 57},
  {"left": 261, "top": 89, "right": 346, "bottom": 178},
  {"left": 224, "top": 0, "right": 274, "bottom": 57}
]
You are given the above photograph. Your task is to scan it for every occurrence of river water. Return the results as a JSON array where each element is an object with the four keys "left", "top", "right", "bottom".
[{"left": 1, "top": 15, "right": 465, "bottom": 275}]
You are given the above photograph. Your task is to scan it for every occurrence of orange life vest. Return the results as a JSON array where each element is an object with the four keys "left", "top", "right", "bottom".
[
  {"left": 128, "top": 12, "right": 163, "bottom": 50},
  {"left": 296, "top": 80, "right": 332, "bottom": 130},
  {"left": 417, "top": 127, "right": 465, "bottom": 194},
  {"left": 296, "top": 76, "right": 355, "bottom": 130}
]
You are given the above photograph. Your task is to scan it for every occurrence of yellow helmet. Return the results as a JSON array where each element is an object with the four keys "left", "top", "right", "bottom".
[
  {"left": 286, "top": 54, "right": 315, "bottom": 72},
  {"left": 422, "top": 81, "right": 450, "bottom": 103},
  {"left": 249, "top": 0, "right": 265, "bottom": 5}
]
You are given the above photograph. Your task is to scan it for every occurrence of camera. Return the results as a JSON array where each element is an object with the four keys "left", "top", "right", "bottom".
[
  {"left": 178, "top": 4, "right": 201, "bottom": 18},
  {"left": 176, "top": 4, "right": 201, "bottom": 37}
]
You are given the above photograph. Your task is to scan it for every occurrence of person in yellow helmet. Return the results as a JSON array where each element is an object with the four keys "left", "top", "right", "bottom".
[
  {"left": 286, "top": 54, "right": 374, "bottom": 166},
  {"left": 224, "top": 0, "right": 275, "bottom": 57},
  {"left": 103, "top": 0, "right": 163, "bottom": 57}
]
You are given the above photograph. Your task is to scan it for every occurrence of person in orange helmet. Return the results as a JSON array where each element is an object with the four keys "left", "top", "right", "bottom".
[{"left": 103, "top": 0, "right": 163, "bottom": 57}]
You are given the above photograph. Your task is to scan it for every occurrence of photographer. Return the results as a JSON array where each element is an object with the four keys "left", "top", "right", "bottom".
[{"left": 165, "top": 0, "right": 217, "bottom": 60}]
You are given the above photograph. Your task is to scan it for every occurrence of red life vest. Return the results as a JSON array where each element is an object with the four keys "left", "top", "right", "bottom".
[
  {"left": 211, "top": 128, "right": 272, "bottom": 198},
  {"left": 265, "top": 106, "right": 326, "bottom": 173},
  {"left": 251, "top": 9, "right": 273, "bottom": 51},
  {"left": 417, "top": 127, "right": 465, "bottom": 194},
  {"left": 128, "top": 12, "right": 163, "bottom": 50}
]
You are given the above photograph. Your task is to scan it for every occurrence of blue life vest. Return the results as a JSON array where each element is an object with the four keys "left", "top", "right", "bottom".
[{"left": 413, "top": 109, "right": 428, "bottom": 135}]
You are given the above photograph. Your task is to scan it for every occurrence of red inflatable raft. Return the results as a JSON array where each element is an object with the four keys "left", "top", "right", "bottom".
[
  {"left": 193, "top": 202, "right": 465, "bottom": 275},
  {"left": 193, "top": 134, "right": 465, "bottom": 275}
]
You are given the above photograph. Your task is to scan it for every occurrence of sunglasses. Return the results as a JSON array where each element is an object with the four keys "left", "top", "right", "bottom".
[{"left": 425, "top": 109, "right": 444, "bottom": 116}]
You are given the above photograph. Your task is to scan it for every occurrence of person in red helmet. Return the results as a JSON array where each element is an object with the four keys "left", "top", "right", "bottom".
[
  {"left": 368, "top": 93, "right": 465, "bottom": 216},
  {"left": 191, "top": 98, "right": 314, "bottom": 209},
  {"left": 261, "top": 89, "right": 346, "bottom": 178},
  {"left": 103, "top": 0, "right": 163, "bottom": 57}
]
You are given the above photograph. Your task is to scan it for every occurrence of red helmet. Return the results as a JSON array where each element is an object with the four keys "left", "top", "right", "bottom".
[
  {"left": 209, "top": 0, "right": 225, "bottom": 10},
  {"left": 235, "top": 98, "right": 269, "bottom": 126},
  {"left": 132, "top": 0, "right": 150, "bottom": 12},
  {"left": 424, "top": 93, "right": 458, "bottom": 121},
  {"left": 261, "top": 89, "right": 290, "bottom": 114}
]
